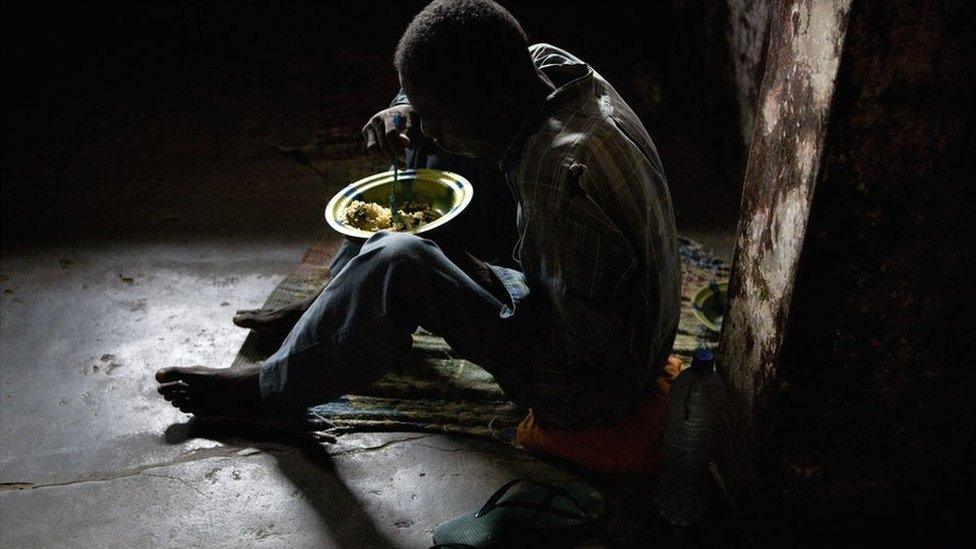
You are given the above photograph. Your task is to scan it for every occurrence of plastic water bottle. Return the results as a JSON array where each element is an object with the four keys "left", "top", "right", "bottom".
[{"left": 654, "top": 348, "right": 729, "bottom": 526}]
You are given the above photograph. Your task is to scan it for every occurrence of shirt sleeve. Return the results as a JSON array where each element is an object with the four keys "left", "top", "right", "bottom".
[{"left": 390, "top": 87, "right": 411, "bottom": 107}]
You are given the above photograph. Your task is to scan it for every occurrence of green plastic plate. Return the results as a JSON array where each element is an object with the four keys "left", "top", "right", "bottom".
[{"left": 692, "top": 280, "right": 728, "bottom": 333}]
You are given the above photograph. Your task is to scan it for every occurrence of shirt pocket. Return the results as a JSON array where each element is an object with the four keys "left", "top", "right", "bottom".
[{"left": 555, "top": 192, "right": 637, "bottom": 303}]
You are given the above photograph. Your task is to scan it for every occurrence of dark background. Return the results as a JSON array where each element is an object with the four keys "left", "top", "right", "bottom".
[{"left": 2, "top": 0, "right": 743, "bottom": 246}]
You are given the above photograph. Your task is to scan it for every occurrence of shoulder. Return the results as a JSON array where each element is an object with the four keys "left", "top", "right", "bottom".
[
  {"left": 516, "top": 109, "right": 601, "bottom": 178},
  {"left": 522, "top": 112, "right": 642, "bottom": 170},
  {"left": 517, "top": 111, "right": 643, "bottom": 196}
]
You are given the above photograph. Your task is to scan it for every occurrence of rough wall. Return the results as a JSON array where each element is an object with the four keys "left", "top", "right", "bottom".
[
  {"left": 719, "top": 0, "right": 852, "bottom": 448},
  {"left": 718, "top": 0, "right": 975, "bottom": 534},
  {"left": 726, "top": 0, "right": 772, "bottom": 148},
  {"left": 772, "top": 0, "right": 976, "bottom": 523}
]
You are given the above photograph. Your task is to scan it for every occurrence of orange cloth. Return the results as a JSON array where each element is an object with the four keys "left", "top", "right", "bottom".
[{"left": 515, "top": 355, "right": 684, "bottom": 474}]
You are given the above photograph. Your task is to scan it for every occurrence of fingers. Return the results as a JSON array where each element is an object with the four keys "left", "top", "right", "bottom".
[
  {"left": 372, "top": 118, "right": 395, "bottom": 160},
  {"left": 384, "top": 125, "right": 411, "bottom": 158},
  {"left": 387, "top": 111, "right": 413, "bottom": 160},
  {"left": 363, "top": 117, "right": 388, "bottom": 160},
  {"left": 362, "top": 121, "right": 379, "bottom": 157},
  {"left": 363, "top": 108, "right": 414, "bottom": 164}
]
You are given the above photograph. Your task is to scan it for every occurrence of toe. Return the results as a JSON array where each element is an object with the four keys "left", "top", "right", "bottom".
[
  {"left": 157, "top": 380, "right": 189, "bottom": 394},
  {"left": 157, "top": 365, "right": 212, "bottom": 384},
  {"left": 155, "top": 367, "right": 183, "bottom": 383},
  {"left": 232, "top": 314, "right": 254, "bottom": 328},
  {"left": 162, "top": 389, "right": 188, "bottom": 401},
  {"left": 174, "top": 398, "right": 194, "bottom": 413},
  {"left": 233, "top": 309, "right": 265, "bottom": 321}
]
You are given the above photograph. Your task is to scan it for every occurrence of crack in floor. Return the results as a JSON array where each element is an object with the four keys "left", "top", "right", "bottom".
[
  {"left": 416, "top": 443, "right": 465, "bottom": 452},
  {"left": 326, "top": 434, "right": 433, "bottom": 457},
  {"left": 415, "top": 442, "right": 536, "bottom": 461},
  {"left": 0, "top": 433, "right": 493, "bottom": 492},
  {"left": 0, "top": 444, "right": 277, "bottom": 493},
  {"left": 143, "top": 472, "right": 207, "bottom": 496}
]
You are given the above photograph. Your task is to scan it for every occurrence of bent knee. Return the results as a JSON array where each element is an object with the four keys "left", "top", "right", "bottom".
[{"left": 361, "top": 231, "right": 436, "bottom": 265}]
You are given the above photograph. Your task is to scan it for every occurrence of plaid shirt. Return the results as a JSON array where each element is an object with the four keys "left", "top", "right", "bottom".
[
  {"left": 493, "top": 43, "right": 681, "bottom": 427},
  {"left": 395, "top": 43, "right": 680, "bottom": 427}
]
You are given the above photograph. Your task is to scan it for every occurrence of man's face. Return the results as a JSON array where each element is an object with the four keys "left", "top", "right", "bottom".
[{"left": 400, "top": 74, "right": 499, "bottom": 158}]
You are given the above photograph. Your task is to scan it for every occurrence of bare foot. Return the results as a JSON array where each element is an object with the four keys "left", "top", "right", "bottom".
[
  {"left": 232, "top": 292, "right": 320, "bottom": 336},
  {"left": 156, "top": 364, "right": 265, "bottom": 418}
]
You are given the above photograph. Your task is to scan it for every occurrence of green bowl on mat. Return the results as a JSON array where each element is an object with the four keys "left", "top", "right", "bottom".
[
  {"left": 325, "top": 168, "right": 474, "bottom": 241},
  {"left": 692, "top": 281, "right": 728, "bottom": 333}
]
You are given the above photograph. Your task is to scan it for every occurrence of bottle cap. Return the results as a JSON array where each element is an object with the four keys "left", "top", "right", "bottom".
[{"left": 691, "top": 348, "right": 715, "bottom": 371}]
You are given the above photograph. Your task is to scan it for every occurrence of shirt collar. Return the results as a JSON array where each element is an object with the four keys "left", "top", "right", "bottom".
[{"left": 497, "top": 62, "right": 595, "bottom": 175}]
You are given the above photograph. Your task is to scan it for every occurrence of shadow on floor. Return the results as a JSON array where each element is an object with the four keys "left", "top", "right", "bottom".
[{"left": 164, "top": 419, "right": 393, "bottom": 547}]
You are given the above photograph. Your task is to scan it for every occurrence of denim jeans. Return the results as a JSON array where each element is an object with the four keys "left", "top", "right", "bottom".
[{"left": 258, "top": 139, "right": 532, "bottom": 415}]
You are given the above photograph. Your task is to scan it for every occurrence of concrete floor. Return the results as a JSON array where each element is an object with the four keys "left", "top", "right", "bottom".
[
  {"left": 0, "top": 238, "right": 605, "bottom": 548},
  {"left": 1, "top": 55, "right": 738, "bottom": 547}
]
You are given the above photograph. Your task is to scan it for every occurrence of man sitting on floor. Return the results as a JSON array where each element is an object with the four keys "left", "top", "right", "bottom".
[{"left": 156, "top": 0, "right": 680, "bottom": 431}]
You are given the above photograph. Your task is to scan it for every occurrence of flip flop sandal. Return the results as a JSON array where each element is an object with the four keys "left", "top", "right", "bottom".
[{"left": 431, "top": 478, "right": 606, "bottom": 548}]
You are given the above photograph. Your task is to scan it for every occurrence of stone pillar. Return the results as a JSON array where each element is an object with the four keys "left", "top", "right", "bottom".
[
  {"left": 726, "top": 0, "right": 772, "bottom": 149},
  {"left": 717, "top": 0, "right": 974, "bottom": 536}
]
